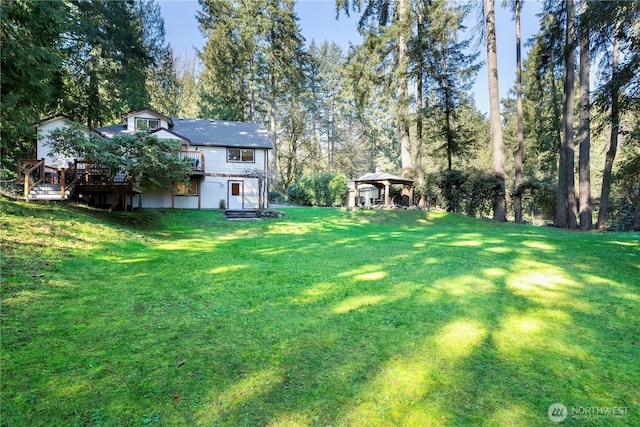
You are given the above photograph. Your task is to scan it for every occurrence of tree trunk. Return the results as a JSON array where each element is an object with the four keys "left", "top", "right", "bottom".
[
  {"left": 578, "top": 0, "right": 592, "bottom": 230},
  {"left": 485, "top": 0, "right": 507, "bottom": 222},
  {"left": 513, "top": 0, "right": 524, "bottom": 223},
  {"left": 88, "top": 69, "right": 99, "bottom": 128},
  {"left": 443, "top": 48, "right": 454, "bottom": 171},
  {"left": 108, "top": 176, "right": 122, "bottom": 212},
  {"left": 558, "top": 0, "right": 577, "bottom": 229},
  {"left": 249, "top": 57, "right": 256, "bottom": 123},
  {"left": 415, "top": 5, "right": 426, "bottom": 208},
  {"left": 597, "top": 18, "right": 620, "bottom": 230},
  {"left": 398, "top": 0, "right": 412, "bottom": 176},
  {"left": 556, "top": 124, "right": 568, "bottom": 227},
  {"left": 269, "top": 71, "right": 277, "bottom": 191}
]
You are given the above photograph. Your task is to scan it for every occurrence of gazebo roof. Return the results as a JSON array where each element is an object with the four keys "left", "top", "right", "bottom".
[{"left": 354, "top": 172, "right": 414, "bottom": 186}]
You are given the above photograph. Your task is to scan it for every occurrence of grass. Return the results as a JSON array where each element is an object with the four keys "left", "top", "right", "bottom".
[{"left": 1, "top": 199, "right": 639, "bottom": 426}]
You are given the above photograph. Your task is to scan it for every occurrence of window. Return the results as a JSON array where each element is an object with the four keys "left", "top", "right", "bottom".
[
  {"left": 135, "top": 118, "right": 160, "bottom": 130},
  {"left": 227, "top": 148, "right": 255, "bottom": 163},
  {"left": 231, "top": 182, "right": 240, "bottom": 196},
  {"left": 175, "top": 181, "right": 198, "bottom": 196}
]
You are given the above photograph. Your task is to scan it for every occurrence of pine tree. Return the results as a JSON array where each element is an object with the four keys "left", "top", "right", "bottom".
[
  {"left": 577, "top": 0, "right": 592, "bottom": 229},
  {"left": 198, "top": 0, "right": 306, "bottom": 188},
  {"left": 557, "top": 0, "right": 578, "bottom": 229},
  {"left": 597, "top": 13, "right": 621, "bottom": 230},
  {"left": 62, "top": 0, "right": 155, "bottom": 127},
  {"left": 588, "top": 0, "right": 640, "bottom": 230},
  {"left": 424, "top": 2, "right": 480, "bottom": 171},
  {"left": 0, "top": 0, "right": 69, "bottom": 163},
  {"left": 337, "top": 0, "right": 413, "bottom": 175},
  {"left": 511, "top": 0, "right": 525, "bottom": 224},
  {"left": 484, "top": 0, "right": 507, "bottom": 221}
]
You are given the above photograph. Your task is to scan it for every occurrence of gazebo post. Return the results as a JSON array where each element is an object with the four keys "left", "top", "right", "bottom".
[
  {"left": 355, "top": 182, "right": 360, "bottom": 206},
  {"left": 354, "top": 172, "right": 414, "bottom": 208},
  {"left": 384, "top": 181, "right": 391, "bottom": 206}
]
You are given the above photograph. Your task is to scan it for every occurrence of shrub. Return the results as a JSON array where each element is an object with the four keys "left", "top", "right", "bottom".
[
  {"left": 431, "top": 169, "right": 503, "bottom": 217},
  {"left": 292, "top": 172, "right": 348, "bottom": 207},
  {"left": 463, "top": 169, "right": 503, "bottom": 218},
  {"left": 514, "top": 177, "right": 557, "bottom": 222},
  {"left": 434, "top": 169, "right": 465, "bottom": 213},
  {"left": 287, "top": 182, "right": 310, "bottom": 205},
  {"left": 269, "top": 191, "right": 284, "bottom": 204}
]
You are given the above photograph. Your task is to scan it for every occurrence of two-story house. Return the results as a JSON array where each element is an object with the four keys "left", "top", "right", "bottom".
[{"left": 23, "top": 108, "right": 273, "bottom": 210}]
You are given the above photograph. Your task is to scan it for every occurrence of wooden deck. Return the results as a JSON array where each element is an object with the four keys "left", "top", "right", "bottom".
[{"left": 16, "top": 150, "right": 205, "bottom": 200}]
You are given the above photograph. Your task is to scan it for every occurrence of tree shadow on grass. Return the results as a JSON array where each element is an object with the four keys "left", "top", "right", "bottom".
[{"left": 2, "top": 206, "right": 638, "bottom": 426}]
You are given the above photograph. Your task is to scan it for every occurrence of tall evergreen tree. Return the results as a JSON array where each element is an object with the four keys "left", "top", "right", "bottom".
[
  {"left": 0, "top": 0, "right": 69, "bottom": 163},
  {"left": 135, "top": 0, "right": 180, "bottom": 116},
  {"left": 588, "top": 0, "right": 640, "bottom": 229},
  {"left": 525, "top": 4, "right": 564, "bottom": 178},
  {"left": 414, "top": 1, "right": 426, "bottom": 207},
  {"left": 557, "top": 0, "right": 578, "bottom": 229},
  {"left": 596, "top": 13, "right": 621, "bottom": 230},
  {"left": 484, "top": 0, "right": 507, "bottom": 221},
  {"left": 577, "top": 0, "right": 592, "bottom": 229},
  {"left": 337, "top": 0, "right": 413, "bottom": 175},
  {"left": 197, "top": 0, "right": 250, "bottom": 121},
  {"left": 198, "top": 0, "right": 306, "bottom": 188},
  {"left": 293, "top": 41, "right": 371, "bottom": 181},
  {"left": 426, "top": 3, "right": 480, "bottom": 171},
  {"left": 511, "top": 0, "right": 525, "bottom": 223},
  {"left": 62, "top": 0, "right": 155, "bottom": 127}
]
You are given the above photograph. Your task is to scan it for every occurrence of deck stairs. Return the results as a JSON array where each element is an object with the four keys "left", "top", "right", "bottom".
[
  {"left": 224, "top": 209, "right": 261, "bottom": 220},
  {"left": 27, "top": 183, "right": 72, "bottom": 201}
]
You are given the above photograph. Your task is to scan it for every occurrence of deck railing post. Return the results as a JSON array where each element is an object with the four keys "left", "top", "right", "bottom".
[{"left": 61, "top": 169, "right": 66, "bottom": 199}]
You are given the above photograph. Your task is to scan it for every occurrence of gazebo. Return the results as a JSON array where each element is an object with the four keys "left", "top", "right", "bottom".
[{"left": 353, "top": 172, "right": 414, "bottom": 207}]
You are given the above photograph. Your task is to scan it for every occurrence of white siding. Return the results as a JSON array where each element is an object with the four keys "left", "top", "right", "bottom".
[
  {"left": 241, "top": 178, "right": 260, "bottom": 208},
  {"left": 35, "top": 113, "right": 270, "bottom": 210},
  {"left": 201, "top": 178, "right": 228, "bottom": 209},
  {"left": 199, "top": 146, "right": 268, "bottom": 175},
  {"left": 140, "top": 177, "right": 261, "bottom": 209},
  {"left": 36, "top": 118, "right": 88, "bottom": 168}
]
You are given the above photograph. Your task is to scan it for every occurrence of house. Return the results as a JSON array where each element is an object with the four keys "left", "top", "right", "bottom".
[{"left": 21, "top": 108, "right": 273, "bottom": 210}]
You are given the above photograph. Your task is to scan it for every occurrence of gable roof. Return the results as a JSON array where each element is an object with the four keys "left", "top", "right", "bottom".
[
  {"left": 37, "top": 115, "right": 103, "bottom": 137},
  {"left": 94, "top": 117, "right": 272, "bottom": 149},
  {"left": 37, "top": 114, "right": 73, "bottom": 126},
  {"left": 123, "top": 108, "right": 174, "bottom": 127}
]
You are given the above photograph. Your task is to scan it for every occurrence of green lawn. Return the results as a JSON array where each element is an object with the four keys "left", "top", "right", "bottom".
[{"left": 1, "top": 200, "right": 638, "bottom": 426}]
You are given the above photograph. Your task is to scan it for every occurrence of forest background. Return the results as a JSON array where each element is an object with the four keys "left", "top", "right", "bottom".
[{"left": 1, "top": 0, "right": 639, "bottom": 230}]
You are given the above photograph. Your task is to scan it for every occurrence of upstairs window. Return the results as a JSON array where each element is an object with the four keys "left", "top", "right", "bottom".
[
  {"left": 135, "top": 118, "right": 160, "bottom": 130},
  {"left": 227, "top": 148, "right": 255, "bottom": 163}
]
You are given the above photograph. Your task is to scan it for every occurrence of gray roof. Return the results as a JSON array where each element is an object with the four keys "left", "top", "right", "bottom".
[
  {"left": 96, "top": 118, "right": 273, "bottom": 149},
  {"left": 354, "top": 172, "right": 414, "bottom": 185}
]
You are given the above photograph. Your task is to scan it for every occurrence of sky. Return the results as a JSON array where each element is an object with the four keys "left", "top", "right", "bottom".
[{"left": 158, "top": 0, "right": 543, "bottom": 115}]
